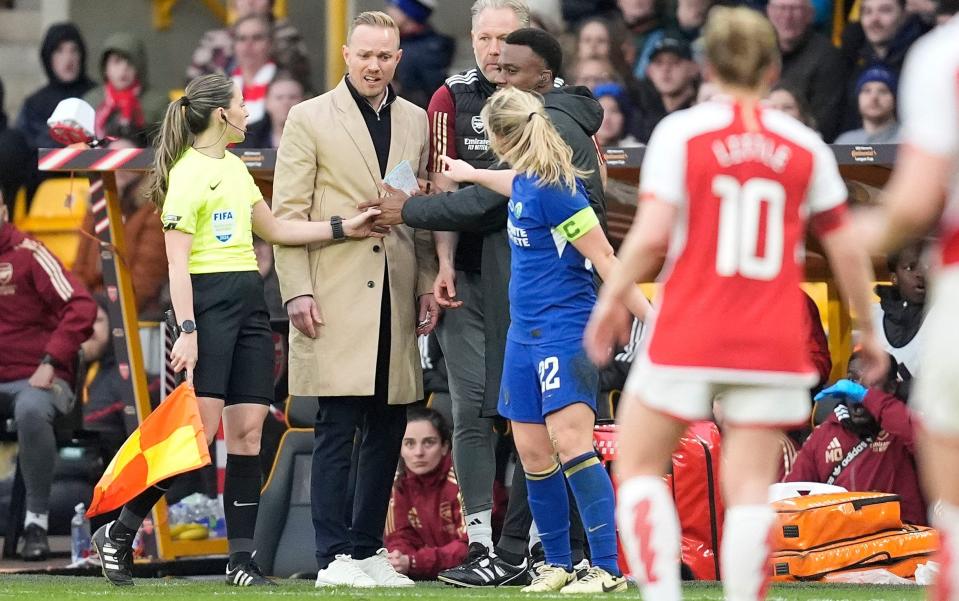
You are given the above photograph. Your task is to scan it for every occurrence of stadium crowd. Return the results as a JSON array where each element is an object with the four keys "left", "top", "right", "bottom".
[{"left": 0, "top": 0, "right": 952, "bottom": 594}]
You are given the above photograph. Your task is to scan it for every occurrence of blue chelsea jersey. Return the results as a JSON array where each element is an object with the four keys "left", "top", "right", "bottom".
[{"left": 507, "top": 172, "right": 600, "bottom": 344}]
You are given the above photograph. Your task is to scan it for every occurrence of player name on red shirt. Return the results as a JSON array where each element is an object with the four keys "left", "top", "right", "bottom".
[{"left": 711, "top": 133, "right": 793, "bottom": 173}]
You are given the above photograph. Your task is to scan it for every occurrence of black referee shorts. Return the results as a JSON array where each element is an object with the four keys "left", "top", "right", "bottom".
[{"left": 191, "top": 271, "right": 274, "bottom": 406}]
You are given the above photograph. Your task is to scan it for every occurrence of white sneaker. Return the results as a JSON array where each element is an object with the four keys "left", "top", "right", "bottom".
[
  {"left": 354, "top": 548, "right": 415, "bottom": 587},
  {"left": 315, "top": 555, "right": 377, "bottom": 588}
]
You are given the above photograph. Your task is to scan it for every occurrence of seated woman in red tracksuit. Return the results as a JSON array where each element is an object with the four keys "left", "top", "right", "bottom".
[
  {"left": 385, "top": 408, "right": 466, "bottom": 580},
  {"left": 385, "top": 408, "right": 506, "bottom": 580}
]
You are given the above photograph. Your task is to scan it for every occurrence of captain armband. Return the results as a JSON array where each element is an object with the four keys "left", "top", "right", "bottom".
[{"left": 556, "top": 207, "right": 599, "bottom": 242}]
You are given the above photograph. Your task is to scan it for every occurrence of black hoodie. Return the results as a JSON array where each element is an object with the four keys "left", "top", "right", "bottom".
[
  {"left": 15, "top": 22, "right": 95, "bottom": 150},
  {"left": 874, "top": 283, "right": 925, "bottom": 348},
  {"left": 401, "top": 85, "right": 606, "bottom": 416},
  {"left": 0, "top": 77, "right": 33, "bottom": 210}
]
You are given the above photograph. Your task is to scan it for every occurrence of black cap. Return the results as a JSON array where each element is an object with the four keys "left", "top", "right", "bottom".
[{"left": 649, "top": 36, "right": 692, "bottom": 61}]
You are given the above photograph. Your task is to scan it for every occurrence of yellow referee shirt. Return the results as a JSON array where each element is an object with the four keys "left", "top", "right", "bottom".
[{"left": 160, "top": 148, "right": 261, "bottom": 274}]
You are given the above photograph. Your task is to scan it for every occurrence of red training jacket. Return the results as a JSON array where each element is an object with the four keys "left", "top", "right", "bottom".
[
  {"left": 385, "top": 454, "right": 468, "bottom": 579},
  {"left": 785, "top": 389, "right": 927, "bottom": 525},
  {"left": 0, "top": 223, "right": 96, "bottom": 385}
]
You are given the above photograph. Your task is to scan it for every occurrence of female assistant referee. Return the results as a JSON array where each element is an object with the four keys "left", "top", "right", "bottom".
[{"left": 92, "top": 73, "right": 382, "bottom": 587}]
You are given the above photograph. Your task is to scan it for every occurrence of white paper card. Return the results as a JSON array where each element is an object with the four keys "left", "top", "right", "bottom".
[{"left": 383, "top": 160, "right": 419, "bottom": 195}]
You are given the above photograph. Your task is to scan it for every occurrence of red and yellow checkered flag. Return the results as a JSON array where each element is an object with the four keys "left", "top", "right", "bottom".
[{"left": 87, "top": 383, "right": 210, "bottom": 517}]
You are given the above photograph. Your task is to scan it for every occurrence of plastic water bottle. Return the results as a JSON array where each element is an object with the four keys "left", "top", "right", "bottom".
[{"left": 70, "top": 503, "right": 91, "bottom": 564}]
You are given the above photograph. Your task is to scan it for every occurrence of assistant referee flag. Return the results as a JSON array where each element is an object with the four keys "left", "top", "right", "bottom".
[{"left": 87, "top": 383, "right": 210, "bottom": 517}]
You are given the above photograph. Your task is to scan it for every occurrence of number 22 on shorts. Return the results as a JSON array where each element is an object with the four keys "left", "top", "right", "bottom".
[{"left": 538, "top": 356, "right": 561, "bottom": 392}]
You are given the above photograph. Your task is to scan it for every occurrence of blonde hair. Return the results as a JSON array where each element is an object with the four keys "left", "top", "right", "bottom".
[
  {"left": 348, "top": 10, "right": 400, "bottom": 44},
  {"left": 703, "top": 6, "right": 780, "bottom": 90},
  {"left": 471, "top": 0, "right": 531, "bottom": 27},
  {"left": 147, "top": 74, "right": 235, "bottom": 210},
  {"left": 481, "top": 87, "right": 588, "bottom": 193}
]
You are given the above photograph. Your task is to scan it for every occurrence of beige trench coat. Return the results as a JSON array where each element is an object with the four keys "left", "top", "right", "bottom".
[{"left": 272, "top": 79, "right": 436, "bottom": 404}]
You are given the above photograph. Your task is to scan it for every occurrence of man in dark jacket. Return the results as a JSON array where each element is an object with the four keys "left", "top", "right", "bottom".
[
  {"left": 0, "top": 199, "right": 96, "bottom": 560},
  {"left": 362, "top": 26, "right": 607, "bottom": 586},
  {"left": 0, "top": 78, "right": 33, "bottom": 213},
  {"left": 411, "top": 0, "right": 527, "bottom": 577},
  {"left": 767, "top": 0, "right": 846, "bottom": 140},
  {"left": 634, "top": 35, "right": 698, "bottom": 142},
  {"left": 16, "top": 23, "right": 95, "bottom": 152},
  {"left": 14, "top": 23, "right": 95, "bottom": 204},
  {"left": 870, "top": 240, "right": 927, "bottom": 398},
  {"left": 386, "top": 0, "right": 456, "bottom": 109},
  {"left": 839, "top": 0, "right": 928, "bottom": 131}
]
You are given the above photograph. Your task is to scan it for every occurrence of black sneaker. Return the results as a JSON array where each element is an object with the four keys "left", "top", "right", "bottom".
[
  {"left": 438, "top": 542, "right": 528, "bottom": 587},
  {"left": 226, "top": 559, "right": 277, "bottom": 586},
  {"left": 530, "top": 541, "right": 545, "bottom": 566},
  {"left": 573, "top": 558, "right": 592, "bottom": 580},
  {"left": 20, "top": 523, "right": 49, "bottom": 561},
  {"left": 92, "top": 521, "right": 134, "bottom": 586},
  {"left": 523, "top": 542, "right": 546, "bottom": 585}
]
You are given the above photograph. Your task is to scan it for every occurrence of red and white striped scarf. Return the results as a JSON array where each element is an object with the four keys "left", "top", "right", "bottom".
[{"left": 231, "top": 62, "right": 276, "bottom": 124}]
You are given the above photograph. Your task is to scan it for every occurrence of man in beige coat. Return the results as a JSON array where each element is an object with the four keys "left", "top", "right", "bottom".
[{"left": 271, "top": 11, "right": 437, "bottom": 588}]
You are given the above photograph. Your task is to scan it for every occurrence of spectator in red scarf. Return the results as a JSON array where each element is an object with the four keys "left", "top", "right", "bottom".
[
  {"left": 83, "top": 33, "right": 166, "bottom": 144},
  {"left": 185, "top": 0, "right": 310, "bottom": 90},
  {"left": 231, "top": 14, "right": 277, "bottom": 125}
]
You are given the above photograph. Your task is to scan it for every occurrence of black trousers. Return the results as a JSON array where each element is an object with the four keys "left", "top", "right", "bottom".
[{"left": 311, "top": 270, "right": 409, "bottom": 569}]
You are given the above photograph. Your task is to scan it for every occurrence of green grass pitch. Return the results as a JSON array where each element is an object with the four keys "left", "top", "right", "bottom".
[{"left": 0, "top": 576, "right": 928, "bottom": 600}]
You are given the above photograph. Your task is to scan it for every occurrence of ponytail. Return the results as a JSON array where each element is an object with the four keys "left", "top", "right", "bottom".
[
  {"left": 147, "top": 74, "right": 235, "bottom": 210},
  {"left": 481, "top": 87, "right": 589, "bottom": 194}
]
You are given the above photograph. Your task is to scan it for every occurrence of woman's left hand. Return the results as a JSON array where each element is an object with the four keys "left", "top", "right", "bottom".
[
  {"left": 344, "top": 208, "right": 387, "bottom": 239},
  {"left": 438, "top": 155, "right": 476, "bottom": 183},
  {"left": 170, "top": 333, "right": 198, "bottom": 385}
]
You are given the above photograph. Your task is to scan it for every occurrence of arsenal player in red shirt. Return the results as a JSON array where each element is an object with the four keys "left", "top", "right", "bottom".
[{"left": 585, "top": 7, "right": 886, "bottom": 601}]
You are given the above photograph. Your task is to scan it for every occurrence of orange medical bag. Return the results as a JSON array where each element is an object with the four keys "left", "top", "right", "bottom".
[
  {"left": 771, "top": 525, "right": 938, "bottom": 581},
  {"left": 772, "top": 492, "right": 902, "bottom": 552}
]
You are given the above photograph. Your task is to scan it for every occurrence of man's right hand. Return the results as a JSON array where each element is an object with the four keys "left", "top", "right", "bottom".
[
  {"left": 287, "top": 295, "right": 323, "bottom": 339},
  {"left": 358, "top": 183, "right": 409, "bottom": 226},
  {"left": 433, "top": 265, "right": 462, "bottom": 309},
  {"left": 28, "top": 363, "right": 56, "bottom": 390}
]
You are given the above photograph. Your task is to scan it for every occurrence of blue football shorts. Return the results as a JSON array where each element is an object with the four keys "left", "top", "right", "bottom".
[{"left": 498, "top": 337, "right": 599, "bottom": 424}]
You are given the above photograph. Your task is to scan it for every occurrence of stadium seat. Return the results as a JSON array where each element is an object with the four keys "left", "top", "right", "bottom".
[
  {"left": 597, "top": 389, "right": 619, "bottom": 423},
  {"left": 11, "top": 186, "right": 27, "bottom": 227},
  {"left": 18, "top": 178, "right": 90, "bottom": 269},
  {"left": 253, "top": 395, "right": 315, "bottom": 578}
]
